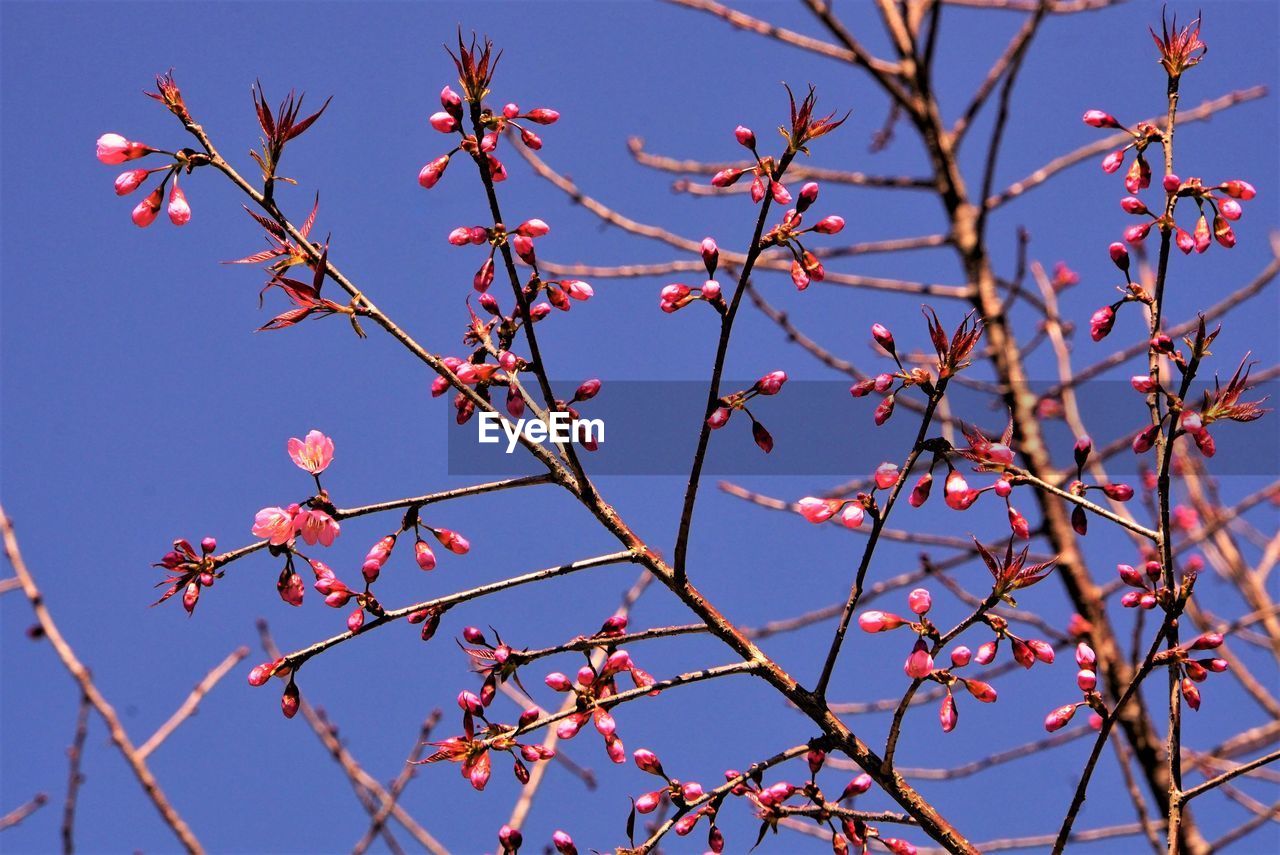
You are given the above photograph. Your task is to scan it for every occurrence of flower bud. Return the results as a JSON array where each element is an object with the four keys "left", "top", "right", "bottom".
[
  {"left": 963, "top": 678, "right": 998, "bottom": 703},
  {"left": 797, "top": 181, "right": 819, "bottom": 212},
  {"left": 1163, "top": 173, "right": 1181, "bottom": 193},
  {"left": 1220, "top": 180, "right": 1256, "bottom": 200},
  {"left": 132, "top": 187, "right": 163, "bottom": 228},
  {"left": 874, "top": 462, "right": 899, "bottom": 490},
  {"left": 858, "top": 610, "right": 906, "bottom": 633},
  {"left": 1082, "top": 110, "right": 1120, "bottom": 128},
  {"left": 552, "top": 830, "right": 578, "bottom": 855},
  {"left": 544, "top": 672, "right": 572, "bottom": 692},
  {"left": 950, "top": 646, "right": 972, "bottom": 668},
  {"left": 429, "top": 111, "right": 458, "bottom": 133},
  {"left": 909, "top": 473, "right": 933, "bottom": 507},
  {"left": 1102, "top": 483, "right": 1134, "bottom": 501},
  {"left": 1190, "top": 632, "right": 1223, "bottom": 650},
  {"left": 281, "top": 682, "right": 301, "bottom": 719},
  {"left": 1077, "top": 669, "right": 1097, "bottom": 691},
  {"left": 524, "top": 108, "right": 560, "bottom": 125},
  {"left": 633, "top": 748, "right": 665, "bottom": 776},
  {"left": 1089, "top": 306, "right": 1115, "bottom": 342},
  {"left": 907, "top": 588, "right": 932, "bottom": 616},
  {"left": 755, "top": 370, "right": 787, "bottom": 395},
  {"left": 1132, "top": 423, "right": 1159, "bottom": 454},
  {"left": 734, "top": 125, "right": 755, "bottom": 148},
  {"left": 904, "top": 638, "right": 934, "bottom": 679},
  {"left": 813, "top": 215, "right": 845, "bottom": 234},
  {"left": 1044, "top": 703, "right": 1078, "bottom": 732},
  {"left": 939, "top": 693, "right": 958, "bottom": 733}
]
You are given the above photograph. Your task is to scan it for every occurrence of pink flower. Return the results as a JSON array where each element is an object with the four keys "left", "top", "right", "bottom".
[
  {"left": 131, "top": 188, "right": 163, "bottom": 228},
  {"left": 167, "top": 184, "right": 191, "bottom": 226},
  {"left": 252, "top": 507, "right": 295, "bottom": 545},
  {"left": 96, "top": 133, "right": 148, "bottom": 164},
  {"left": 294, "top": 508, "right": 340, "bottom": 547},
  {"left": 288, "top": 430, "right": 335, "bottom": 474}
]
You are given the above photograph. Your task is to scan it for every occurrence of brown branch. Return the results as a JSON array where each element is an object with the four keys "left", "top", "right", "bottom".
[
  {"left": 137, "top": 647, "right": 250, "bottom": 760},
  {"left": 350, "top": 710, "right": 441, "bottom": 855},
  {"left": 61, "top": 695, "right": 91, "bottom": 854},
  {"left": 0, "top": 506, "right": 203, "bottom": 853},
  {"left": 257, "top": 621, "right": 447, "bottom": 855},
  {"left": 1179, "top": 749, "right": 1280, "bottom": 804},
  {"left": 0, "top": 794, "right": 48, "bottom": 832}
]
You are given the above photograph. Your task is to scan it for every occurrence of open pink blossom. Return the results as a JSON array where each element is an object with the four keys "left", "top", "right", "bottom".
[
  {"left": 252, "top": 507, "right": 295, "bottom": 545},
  {"left": 288, "top": 430, "right": 335, "bottom": 474},
  {"left": 294, "top": 508, "right": 340, "bottom": 547}
]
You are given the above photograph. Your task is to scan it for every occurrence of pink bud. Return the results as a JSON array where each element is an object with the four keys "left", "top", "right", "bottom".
[
  {"left": 700, "top": 280, "right": 721, "bottom": 300},
  {"left": 1008, "top": 506, "right": 1030, "bottom": 539},
  {"left": 1213, "top": 215, "right": 1235, "bottom": 248},
  {"left": 1123, "top": 222, "right": 1152, "bottom": 244},
  {"left": 114, "top": 168, "right": 149, "bottom": 196},
  {"left": 755, "top": 370, "right": 787, "bottom": 395},
  {"left": 167, "top": 184, "right": 191, "bottom": 226},
  {"left": 96, "top": 133, "right": 148, "bottom": 164},
  {"left": 770, "top": 181, "right": 791, "bottom": 205},
  {"left": 797, "top": 181, "right": 819, "bottom": 212},
  {"left": 414, "top": 540, "right": 437, "bottom": 571},
  {"left": 524, "top": 108, "right": 560, "bottom": 125},
  {"left": 1190, "top": 632, "right": 1223, "bottom": 650},
  {"left": 1221, "top": 180, "right": 1256, "bottom": 200},
  {"left": 552, "top": 831, "right": 577, "bottom": 855},
  {"left": 1132, "top": 423, "right": 1159, "bottom": 454},
  {"left": 576, "top": 665, "right": 595, "bottom": 687},
  {"left": 874, "top": 462, "right": 899, "bottom": 490},
  {"left": 950, "top": 646, "right": 972, "bottom": 668},
  {"left": 1044, "top": 703, "right": 1078, "bottom": 732},
  {"left": 706, "top": 406, "right": 731, "bottom": 429},
  {"left": 1089, "top": 306, "right": 1115, "bottom": 342},
  {"left": 634, "top": 748, "right": 665, "bottom": 776},
  {"left": 1130, "top": 374, "right": 1157, "bottom": 393},
  {"left": 440, "top": 86, "right": 462, "bottom": 111},
  {"left": 1108, "top": 241, "right": 1130, "bottom": 272},
  {"left": 516, "top": 219, "right": 550, "bottom": 238},
  {"left": 858, "top": 610, "right": 906, "bottom": 633},
  {"left": 939, "top": 693, "right": 958, "bottom": 733},
  {"left": 1101, "top": 150, "right": 1125, "bottom": 174},
  {"left": 994, "top": 478, "right": 1012, "bottom": 498},
  {"left": 975, "top": 641, "right": 997, "bottom": 665},
  {"left": 448, "top": 227, "right": 474, "bottom": 246},
  {"left": 347, "top": 607, "right": 365, "bottom": 633},
  {"left": 1102, "top": 483, "right": 1134, "bottom": 501},
  {"left": 1163, "top": 173, "right": 1182, "bottom": 193},
  {"left": 281, "top": 682, "right": 300, "bottom": 719},
  {"left": 797, "top": 497, "right": 837, "bottom": 524},
  {"left": 418, "top": 154, "right": 450, "bottom": 189},
  {"left": 545, "top": 672, "right": 572, "bottom": 692},
  {"left": 734, "top": 125, "right": 755, "bottom": 148},
  {"left": 1082, "top": 110, "right": 1120, "bottom": 128},
  {"left": 909, "top": 473, "right": 933, "bottom": 507},
  {"left": 1175, "top": 227, "right": 1194, "bottom": 254},
  {"left": 429, "top": 111, "right": 458, "bottom": 133},
  {"left": 813, "top": 215, "right": 845, "bottom": 234},
  {"left": 1077, "top": 669, "right": 1097, "bottom": 691},
  {"left": 1194, "top": 214, "right": 1211, "bottom": 253},
  {"left": 907, "top": 588, "right": 932, "bottom": 616},
  {"left": 837, "top": 503, "right": 865, "bottom": 529},
  {"left": 1181, "top": 677, "right": 1201, "bottom": 711},
  {"left": 874, "top": 394, "right": 896, "bottom": 426},
  {"left": 904, "top": 639, "right": 934, "bottom": 679},
  {"left": 635, "top": 790, "right": 662, "bottom": 813},
  {"left": 963, "top": 678, "right": 998, "bottom": 703},
  {"left": 457, "top": 690, "right": 484, "bottom": 714},
  {"left": 711, "top": 168, "right": 744, "bottom": 187},
  {"left": 433, "top": 528, "right": 469, "bottom": 555},
  {"left": 1120, "top": 196, "right": 1148, "bottom": 215},
  {"left": 1028, "top": 639, "right": 1056, "bottom": 664},
  {"left": 1219, "top": 198, "right": 1242, "bottom": 221},
  {"left": 132, "top": 187, "right": 163, "bottom": 228},
  {"left": 1075, "top": 643, "right": 1097, "bottom": 668}
]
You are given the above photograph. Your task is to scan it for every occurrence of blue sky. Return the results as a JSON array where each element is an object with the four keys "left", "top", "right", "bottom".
[{"left": 2, "top": 1, "right": 1277, "bottom": 853}]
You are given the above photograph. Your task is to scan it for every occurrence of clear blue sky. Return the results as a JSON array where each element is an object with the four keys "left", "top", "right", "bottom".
[{"left": 2, "top": 1, "right": 1277, "bottom": 853}]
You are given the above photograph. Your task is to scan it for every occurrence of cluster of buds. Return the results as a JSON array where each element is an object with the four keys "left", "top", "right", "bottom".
[
  {"left": 153, "top": 535, "right": 221, "bottom": 615},
  {"left": 417, "top": 698, "right": 554, "bottom": 791},
  {"left": 758, "top": 181, "right": 845, "bottom": 290},
  {"left": 850, "top": 311, "right": 982, "bottom": 426},
  {"left": 632, "top": 748, "right": 721, "bottom": 845},
  {"left": 96, "top": 128, "right": 199, "bottom": 227},
  {"left": 447, "top": 218, "right": 592, "bottom": 310},
  {"left": 1108, "top": 169, "right": 1257, "bottom": 252},
  {"left": 707, "top": 370, "right": 789, "bottom": 453},
  {"left": 1154, "top": 632, "right": 1229, "bottom": 711},
  {"left": 246, "top": 656, "right": 301, "bottom": 719},
  {"left": 543, "top": 647, "right": 655, "bottom": 763},
  {"left": 659, "top": 238, "right": 727, "bottom": 313},
  {"left": 1126, "top": 324, "right": 1266, "bottom": 459},
  {"left": 495, "top": 827, "right": 578, "bottom": 855},
  {"left": 798, "top": 459, "right": 916, "bottom": 529},
  {"left": 1043, "top": 642, "right": 1108, "bottom": 732},
  {"left": 418, "top": 35, "right": 559, "bottom": 190},
  {"left": 1116, "top": 551, "right": 1198, "bottom": 612},
  {"left": 859, "top": 589, "right": 1000, "bottom": 733},
  {"left": 1061, "top": 436, "right": 1134, "bottom": 536}
]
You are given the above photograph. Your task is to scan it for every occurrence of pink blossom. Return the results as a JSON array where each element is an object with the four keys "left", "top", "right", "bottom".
[
  {"left": 907, "top": 588, "right": 932, "bottom": 616},
  {"left": 252, "top": 507, "right": 295, "bottom": 545},
  {"left": 874, "top": 462, "right": 899, "bottom": 490},
  {"left": 288, "top": 430, "right": 335, "bottom": 474},
  {"left": 294, "top": 508, "right": 340, "bottom": 547}
]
